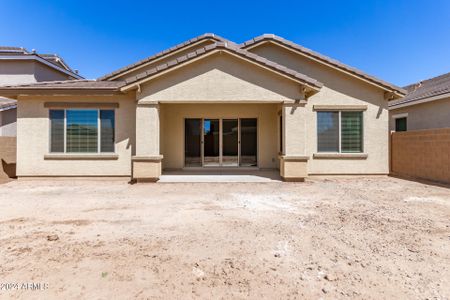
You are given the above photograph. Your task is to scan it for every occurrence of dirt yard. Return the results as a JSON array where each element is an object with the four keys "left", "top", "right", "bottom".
[{"left": 0, "top": 176, "right": 449, "bottom": 299}]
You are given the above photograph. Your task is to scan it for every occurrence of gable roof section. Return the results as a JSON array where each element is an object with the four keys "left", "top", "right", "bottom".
[
  {"left": 99, "top": 33, "right": 234, "bottom": 81},
  {"left": 241, "top": 34, "right": 406, "bottom": 98},
  {"left": 120, "top": 42, "right": 323, "bottom": 94},
  {"left": 0, "top": 46, "right": 83, "bottom": 79},
  {"left": 389, "top": 72, "right": 450, "bottom": 109}
]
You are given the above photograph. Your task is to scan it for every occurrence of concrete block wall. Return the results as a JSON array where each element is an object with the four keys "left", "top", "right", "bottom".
[{"left": 391, "top": 129, "right": 450, "bottom": 184}]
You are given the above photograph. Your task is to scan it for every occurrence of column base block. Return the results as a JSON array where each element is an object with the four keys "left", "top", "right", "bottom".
[
  {"left": 132, "top": 155, "right": 163, "bottom": 182},
  {"left": 279, "top": 155, "right": 308, "bottom": 182}
]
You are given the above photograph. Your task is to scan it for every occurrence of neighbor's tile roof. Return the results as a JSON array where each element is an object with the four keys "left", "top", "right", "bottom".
[
  {"left": 389, "top": 72, "right": 450, "bottom": 108},
  {"left": 241, "top": 34, "right": 406, "bottom": 95},
  {"left": 99, "top": 33, "right": 234, "bottom": 81},
  {"left": 0, "top": 46, "right": 80, "bottom": 77},
  {"left": 122, "top": 42, "right": 323, "bottom": 90},
  {"left": 0, "top": 79, "right": 125, "bottom": 90},
  {"left": 0, "top": 97, "right": 17, "bottom": 111},
  {"left": 0, "top": 46, "right": 25, "bottom": 52}
]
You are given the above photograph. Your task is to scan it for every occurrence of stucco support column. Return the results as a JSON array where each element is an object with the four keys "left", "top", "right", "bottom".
[
  {"left": 279, "top": 101, "right": 309, "bottom": 181},
  {"left": 132, "top": 101, "right": 163, "bottom": 182}
]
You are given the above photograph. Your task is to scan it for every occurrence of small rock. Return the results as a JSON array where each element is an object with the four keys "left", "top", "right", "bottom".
[
  {"left": 322, "top": 287, "right": 328, "bottom": 294},
  {"left": 325, "top": 273, "right": 337, "bottom": 281},
  {"left": 192, "top": 267, "right": 205, "bottom": 279},
  {"left": 274, "top": 253, "right": 281, "bottom": 258},
  {"left": 47, "top": 234, "right": 59, "bottom": 241}
]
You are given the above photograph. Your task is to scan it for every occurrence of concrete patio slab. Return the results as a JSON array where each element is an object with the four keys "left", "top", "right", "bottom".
[{"left": 159, "top": 170, "right": 282, "bottom": 182}]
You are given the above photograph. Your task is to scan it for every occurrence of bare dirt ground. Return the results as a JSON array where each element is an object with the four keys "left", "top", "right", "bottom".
[{"left": 0, "top": 176, "right": 449, "bottom": 299}]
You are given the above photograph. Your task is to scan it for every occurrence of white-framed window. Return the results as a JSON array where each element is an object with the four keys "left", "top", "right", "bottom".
[
  {"left": 49, "top": 109, "right": 115, "bottom": 153},
  {"left": 317, "top": 111, "right": 363, "bottom": 153}
]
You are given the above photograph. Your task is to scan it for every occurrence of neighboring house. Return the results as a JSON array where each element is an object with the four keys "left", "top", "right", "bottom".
[
  {"left": 389, "top": 72, "right": 450, "bottom": 131},
  {"left": 0, "top": 34, "right": 405, "bottom": 181},
  {"left": 0, "top": 97, "right": 17, "bottom": 136},
  {"left": 0, "top": 46, "right": 82, "bottom": 136}
]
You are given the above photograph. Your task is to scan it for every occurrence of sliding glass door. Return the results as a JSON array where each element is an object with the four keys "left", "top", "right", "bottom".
[
  {"left": 184, "top": 118, "right": 257, "bottom": 168},
  {"left": 203, "top": 119, "right": 220, "bottom": 166},
  {"left": 239, "top": 118, "right": 257, "bottom": 167},
  {"left": 222, "top": 119, "right": 239, "bottom": 166},
  {"left": 185, "top": 119, "right": 202, "bottom": 167}
]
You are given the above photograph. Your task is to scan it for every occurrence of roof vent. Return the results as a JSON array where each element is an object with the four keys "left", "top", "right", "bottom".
[
  {"left": 74, "top": 69, "right": 79, "bottom": 74},
  {"left": 31, "top": 49, "right": 36, "bottom": 54},
  {"left": 413, "top": 81, "right": 423, "bottom": 91}
]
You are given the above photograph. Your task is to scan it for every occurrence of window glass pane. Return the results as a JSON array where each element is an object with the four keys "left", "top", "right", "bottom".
[
  {"left": 341, "top": 111, "right": 363, "bottom": 153},
  {"left": 395, "top": 117, "right": 407, "bottom": 132},
  {"left": 50, "top": 110, "right": 64, "bottom": 153},
  {"left": 100, "top": 110, "right": 115, "bottom": 152},
  {"left": 222, "top": 119, "right": 238, "bottom": 166},
  {"left": 317, "top": 112, "right": 339, "bottom": 152},
  {"left": 240, "top": 118, "right": 257, "bottom": 167},
  {"left": 279, "top": 115, "right": 283, "bottom": 153},
  {"left": 184, "top": 119, "right": 202, "bottom": 167},
  {"left": 66, "top": 110, "right": 98, "bottom": 153},
  {"left": 203, "top": 119, "right": 220, "bottom": 166}
]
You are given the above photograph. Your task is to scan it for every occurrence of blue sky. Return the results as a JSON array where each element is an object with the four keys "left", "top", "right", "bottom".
[{"left": 1, "top": 0, "right": 449, "bottom": 86}]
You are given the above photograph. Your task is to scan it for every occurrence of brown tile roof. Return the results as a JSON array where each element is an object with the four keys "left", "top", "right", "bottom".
[
  {"left": 0, "top": 97, "right": 17, "bottom": 111},
  {"left": 99, "top": 33, "right": 234, "bottom": 81},
  {"left": 0, "top": 46, "right": 25, "bottom": 52},
  {"left": 122, "top": 42, "right": 323, "bottom": 91},
  {"left": 0, "top": 79, "right": 124, "bottom": 90},
  {"left": 38, "top": 54, "right": 73, "bottom": 72},
  {"left": 241, "top": 34, "right": 406, "bottom": 96},
  {"left": 389, "top": 72, "right": 450, "bottom": 108}
]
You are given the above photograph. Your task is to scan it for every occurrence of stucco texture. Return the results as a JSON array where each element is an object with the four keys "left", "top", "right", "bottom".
[
  {"left": 0, "top": 108, "right": 17, "bottom": 136},
  {"left": 389, "top": 97, "right": 450, "bottom": 131},
  {"left": 137, "top": 52, "right": 302, "bottom": 103},
  {"left": 16, "top": 95, "right": 135, "bottom": 176}
]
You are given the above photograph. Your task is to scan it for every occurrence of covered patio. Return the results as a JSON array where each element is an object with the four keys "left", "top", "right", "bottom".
[{"left": 129, "top": 44, "right": 319, "bottom": 182}]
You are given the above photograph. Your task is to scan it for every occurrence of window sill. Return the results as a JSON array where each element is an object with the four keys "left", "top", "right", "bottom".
[
  {"left": 313, "top": 153, "right": 368, "bottom": 159},
  {"left": 44, "top": 153, "right": 119, "bottom": 160}
]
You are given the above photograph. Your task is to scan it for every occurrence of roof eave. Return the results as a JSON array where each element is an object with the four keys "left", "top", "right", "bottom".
[
  {"left": 389, "top": 91, "right": 450, "bottom": 109},
  {"left": 0, "top": 88, "right": 123, "bottom": 98}
]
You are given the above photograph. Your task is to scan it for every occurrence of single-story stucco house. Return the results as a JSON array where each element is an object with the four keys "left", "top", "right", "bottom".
[
  {"left": 0, "top": 33, "right": 406, "bottom": 181},
  {"left": 389, "top": 72, "right": 450, "bottom": 131},
  {"left": 0, "top": 46, "right": 82, "bottom": 136}
]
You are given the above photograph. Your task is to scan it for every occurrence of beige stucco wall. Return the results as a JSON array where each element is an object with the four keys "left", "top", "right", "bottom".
[
  {"left": 0, "top": 60, "right": 72, "bottom": 85},
  {"left": 0, "top": 108, "right": 17, "bottom": 136},
  {"left": 136, "top": 103, "right": 160, "bottom": 156},
  {"left": 16, "top": 95, "right": 135, "bottom": 176},
  {"left": 137, "top": 52, "right": 302, "bottom": 103},
  {"left": 160, "top": 103, "right": 279, "bottom": 170},
  {"left": 0, "top": 60, "right": 36, "bottom": 85},
  {"left": 250, "top": 42, "right": 389, "bottom": 174},
  {"left": 389, "top": 96, "right": 450, "bottom": 131},
  {"left": 33, "top": 62, "right": 73, "bottom": 82}
]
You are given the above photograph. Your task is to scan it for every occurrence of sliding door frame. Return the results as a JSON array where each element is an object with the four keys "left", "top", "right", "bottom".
[{"left": 183, "top": 117, "right": 258, "bottom": 168}]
